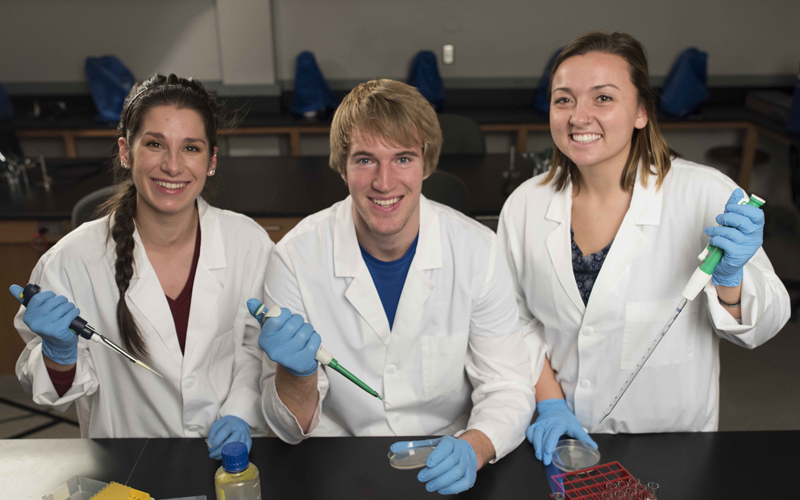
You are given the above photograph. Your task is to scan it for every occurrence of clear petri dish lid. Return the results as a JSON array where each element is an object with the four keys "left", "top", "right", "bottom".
[
  {"left": 552, "top": 439, "right": 601, "bottom": 472},
  {"left": 387, "top": 442, "right": 438, "bottom": 470}
]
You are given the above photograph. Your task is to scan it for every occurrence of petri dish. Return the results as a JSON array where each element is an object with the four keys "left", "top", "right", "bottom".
[
  {"left": 388, "top": 443, "right": 437, "bottom": 470},
  {"left": 552, "top": 439, "right": 601, "bottom": 472}
]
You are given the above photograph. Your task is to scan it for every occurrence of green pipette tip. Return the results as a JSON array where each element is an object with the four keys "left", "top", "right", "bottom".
[{"left": 328, "top": 358, "right": 391, "bottom": 406}]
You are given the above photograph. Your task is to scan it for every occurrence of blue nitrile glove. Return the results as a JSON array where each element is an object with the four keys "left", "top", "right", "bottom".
[
  {"left": 207, "top": 415, "right": 252, "bottom": 460},
  {"left": 704, "top": 188, "right": 765, "bottom": 287},
  {"left": 247, "top": 299, "right": 321, "bottom": 377},
  {"left": 527, "top": 399, "right": 598, "bottom": 466},
  {"left": 10, "top": 284, "right": 81, "bottom": 365},
  {"left": 393, "top": 435, "right": 478, "bottom": 495}
]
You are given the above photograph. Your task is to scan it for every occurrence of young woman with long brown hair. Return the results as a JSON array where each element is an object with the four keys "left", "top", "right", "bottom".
[
  {"left": 12, "top": 74, "right": 273, "bottom": 458},
  {"left": 498, "top": 32, "right": 790, "bottom": 465}
]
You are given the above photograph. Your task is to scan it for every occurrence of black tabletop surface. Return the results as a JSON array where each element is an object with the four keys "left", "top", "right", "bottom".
[
  {"left": 4, "top": 102, "right": 797, "bottom": 133},
  {"left": 6, "top": 431, "right": 799, "bottom": 499},
  {"left": 0, "top": 154, "right": 531, "bottom": 221}
]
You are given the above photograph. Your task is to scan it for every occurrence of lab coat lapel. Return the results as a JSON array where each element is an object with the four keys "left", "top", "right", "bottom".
[
  {"left": 544, "top": 185, "right": 586, "bottom": 314},
  {"left": 126, "top": 225, "right": 183, "bottom": 365},
  {"left": 183, "top": 200, "right": 225, "bottom": 367},
  {"left": 391, "top": 197, "right": 439, "bottom": 336},
  {"left": 335, "top": 197, "right": 392, "bottom": 345},
  {"left": 583, "top": 167, "right": 662, "bottom": 319}
]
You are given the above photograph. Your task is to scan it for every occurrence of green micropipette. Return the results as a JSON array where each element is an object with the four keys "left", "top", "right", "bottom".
[
  {"left": 600, "top": 193, "right": 765, "bottom": 423},
  {"left": 680, "top": 193, "right": 766, "bottom": 302},
  {"left": 252, "top": 302, "right": 392, "bottom": 407}
]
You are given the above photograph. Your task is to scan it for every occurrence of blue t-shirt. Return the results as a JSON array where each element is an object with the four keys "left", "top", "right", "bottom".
[{"left": 359, "top": 234, "right": 419, "bottom": 329}]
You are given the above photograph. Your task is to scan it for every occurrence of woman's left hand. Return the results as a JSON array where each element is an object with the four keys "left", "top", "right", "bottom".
[{"left": 704, "top": 188, "right": 765, "bottom": 288}]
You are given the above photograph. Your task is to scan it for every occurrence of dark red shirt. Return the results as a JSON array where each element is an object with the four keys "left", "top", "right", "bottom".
[
  {"left": 48, "top": 222, "right": 201, "bottom": 397},
  {"left": 47, "top": 365, "right": 76, "bottom": 396},
  {"left": 166, "top": 222, "right": 202, "bottom": 355}
]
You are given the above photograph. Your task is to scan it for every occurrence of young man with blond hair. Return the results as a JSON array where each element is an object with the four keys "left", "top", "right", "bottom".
[{"left": 256, "top": 79, "right": 535, "bottom": 495}]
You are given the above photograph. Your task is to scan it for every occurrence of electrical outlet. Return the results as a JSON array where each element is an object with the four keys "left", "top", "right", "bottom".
[{"left": 443, "top": 45, "right": 455, "bottom": 65}]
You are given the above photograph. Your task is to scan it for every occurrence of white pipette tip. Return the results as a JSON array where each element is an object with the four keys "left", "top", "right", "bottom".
[
  {"left": 252, "top": 302, "right": 282, "bottom": 323},
  {"left": 381, "top": 397, "right": 393, "bottom": 408},
  {"left": 135, "top": 360, "right": 164, "bottom": 378}
]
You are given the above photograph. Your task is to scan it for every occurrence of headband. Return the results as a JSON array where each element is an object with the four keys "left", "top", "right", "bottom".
[{"left": 123, "top": 81, "right": 216, "bottom": 133}]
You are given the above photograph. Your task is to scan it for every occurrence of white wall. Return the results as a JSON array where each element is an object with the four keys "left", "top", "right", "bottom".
[
  {"left": 216, "top": 0, "right": 276, "bottom": 84},
  {"left": 1, "top": 0, "right": 798, "bottom": 86},
  {"left": 0, "top": 0, "right": 222, "bottom": 82},
  {"left": 273, "top": 0, "right": 800, "bottom": 82}
]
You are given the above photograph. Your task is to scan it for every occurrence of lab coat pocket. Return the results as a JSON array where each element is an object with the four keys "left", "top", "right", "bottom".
[
  {"left": 208, "top": 328, "right": 235, "bottom": 400},
  {"left": 620, "top": 299, "right": 697, "bottom": 370},
  {"left": 421, "top": 336, "right": 467, "bottom": 399}
]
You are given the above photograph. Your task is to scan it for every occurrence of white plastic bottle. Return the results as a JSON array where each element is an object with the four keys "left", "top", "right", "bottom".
[{"left": 214, "top": 442, "right": 262, "bottom": 500}]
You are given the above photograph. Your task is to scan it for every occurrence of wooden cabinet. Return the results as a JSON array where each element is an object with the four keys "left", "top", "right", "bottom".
[
  {"left": 0, "top": 220, "right": 67, "bottom": 374},
  {"left": 253, "top": 217, "right": 302, "bottom": 243}
]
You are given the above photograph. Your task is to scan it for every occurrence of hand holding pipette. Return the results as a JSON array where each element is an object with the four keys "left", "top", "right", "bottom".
[
  {"left": 9, "top": 283, "right": 163, "bottom": 378},
  {"left": 600, "top": 191, "right": 765, "bottom": 423},
  {"left": 704, "top": 188, "right": 765, "bottom": 288},
  {"left": 248, "top": 300, "right": 321, "bottom": 378},
  {"left": 247, "top": 299, "right": 390, "bottom": 405},
  {"left": 10, "top": 284, "right": 80, "bottom": 365},
  {"left": 680, "top": 190, "right": 765, "bottom": 301}
]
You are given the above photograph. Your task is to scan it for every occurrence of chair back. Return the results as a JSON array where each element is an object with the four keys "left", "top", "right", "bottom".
[
  {"left": 437, "top": 113, "right": 486, "bottom": 155},
  {"left": 71, "top": 185, "right": 117, "bottom": 229},
  {"left": 421, "top": 170, "right": 469, "bottom": 214}
]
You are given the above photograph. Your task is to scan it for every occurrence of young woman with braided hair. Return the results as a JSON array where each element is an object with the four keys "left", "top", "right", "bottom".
[{"left": 12, "top": 74, "right": 273, "bottom": 458}]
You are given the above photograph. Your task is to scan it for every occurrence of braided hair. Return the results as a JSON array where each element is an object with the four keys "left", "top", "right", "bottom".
[{"left": 99, "top": 74, "right": 238, "bottom": 357}]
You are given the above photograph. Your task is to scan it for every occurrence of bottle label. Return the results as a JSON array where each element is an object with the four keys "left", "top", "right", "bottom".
[{"left": 215, "top": 486, "right": 225, "bottom": 500}]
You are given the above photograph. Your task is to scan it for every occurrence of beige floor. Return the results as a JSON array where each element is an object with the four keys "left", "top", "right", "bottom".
[{"left": 0, "top": 374, "right": 80, "bottom": 438}]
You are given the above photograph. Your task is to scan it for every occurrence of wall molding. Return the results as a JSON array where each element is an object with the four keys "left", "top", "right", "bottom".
[{"left": 5, "top": 75, "right": 794, "bottom": 97}]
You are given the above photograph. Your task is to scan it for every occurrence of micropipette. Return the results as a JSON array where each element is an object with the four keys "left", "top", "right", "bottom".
[
  {"left": 599, "top": 193, "right": 765, "bottom": 423},
  {"left": 15, "top": 283, "right": 163, "bottom": 378},
  {"left": 250, "top": 300, "right": 392, "bottom": 406}
]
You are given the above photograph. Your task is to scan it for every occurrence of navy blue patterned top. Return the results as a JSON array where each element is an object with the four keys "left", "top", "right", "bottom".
[{"left": 571, "top": 227, "right": 613, "bottom": 305}]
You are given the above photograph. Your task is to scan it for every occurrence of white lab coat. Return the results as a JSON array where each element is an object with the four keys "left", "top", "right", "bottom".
[
  {"left": 498, "top": 158, "right": 791, "bottom": 433},
  {"left": 15, "top": 199, "right": 272, "bottom": 438},
  {"left": 261, "top": 195, "right": 535, "bottom": 461}
]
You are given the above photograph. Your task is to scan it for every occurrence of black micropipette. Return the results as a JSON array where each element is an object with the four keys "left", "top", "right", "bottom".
[{"left": 17, "top": 283, "right": 163, "bottom": 378}]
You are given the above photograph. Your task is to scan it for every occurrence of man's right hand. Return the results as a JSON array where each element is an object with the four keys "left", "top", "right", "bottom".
[{"left": 247, "top": 299, "right": 321, "bottom": 377}]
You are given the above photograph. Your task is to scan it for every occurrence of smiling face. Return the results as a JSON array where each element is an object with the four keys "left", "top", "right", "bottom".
[
  {"left": 345, "top": 130, "right": 427, "bottom": 257},
  {"left": 550, "top": 51, "right": 648, "bottom": 173},
  {"left": 118, "top": 105, "right": 217, "bottom": 219}
]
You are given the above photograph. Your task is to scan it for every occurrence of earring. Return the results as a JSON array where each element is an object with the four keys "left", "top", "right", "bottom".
[
  {"left": 208, "top": 169, "right": 215, "bottom": 176},
  {"left": 122, "top": 163, "right": 128, "bottom": 168}
]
